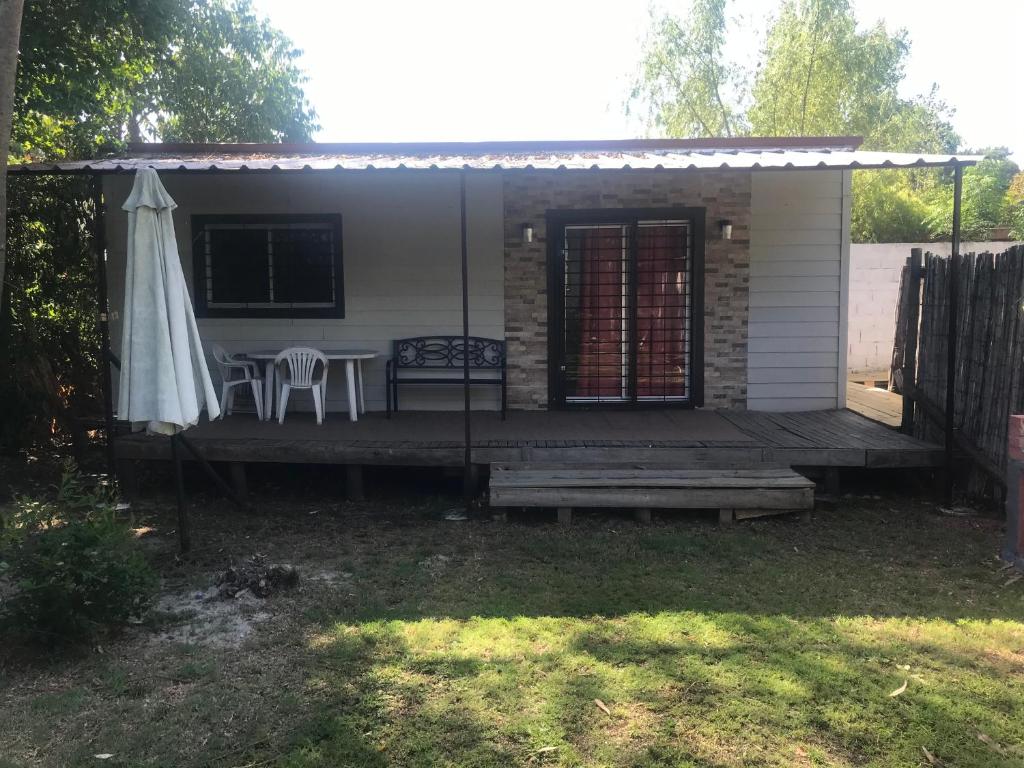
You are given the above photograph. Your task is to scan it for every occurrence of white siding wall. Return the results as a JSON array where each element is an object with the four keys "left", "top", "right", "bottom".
[
  {"left": 748, "top": 170, "right": 850, "bottom": 411},
  {"left": 103, "top": 171, "right": 505, "bottom": 413}
]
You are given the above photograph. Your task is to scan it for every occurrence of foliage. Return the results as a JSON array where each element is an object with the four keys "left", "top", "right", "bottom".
[
  {"left": 151, "top": 0, "right": 316, "bottom": 142},
  {"left": 13, "top": 0, "right": 182, "bottom": 158},
  {"left": 0, "top": 461, "right": 156, "bottom": 642},
  {"left": 3, "top": 0, "right": 318, "bottom": 452},
  {"left": 850, "top": 170, "right": 930, "bottom": 242},
  {"left": 1004, "top": 172, "right": 1024, "bottom": 239},
  {"left": 630, "top": 0, "right": 1018, "bottom": 242},
  {"left": 748, "top": 0, "right": 908, "bottom": 140},
  {"left": 924, "top": 149, "right": 1020, "bottom": 240},
  {"left": 0, "top": 175, "right": 98, "bottom": 448},
  {"left": 629, "top": 0, "right": 746, "bottom": 138},
  {"left": 12, "top": 0, "right": 317, "bottom": 157}
]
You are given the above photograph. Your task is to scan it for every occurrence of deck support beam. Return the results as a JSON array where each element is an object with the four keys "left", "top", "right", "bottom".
[
  {"left": 228, "top": 462, "right": 247, "bottom": 500},
  {"left": 345, "top": 464, "right": 364, "bottom": 501},
  {"left": 824, "top": 467, "right": 841, "bottom": 495},
  {"left": 117, "top": 459, "right": 138, "bottom": 499}
]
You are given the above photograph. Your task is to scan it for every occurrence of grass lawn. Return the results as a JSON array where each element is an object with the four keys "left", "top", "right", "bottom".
[{"left": 1, "top": 475, "right": 1023, "bottom": 767}]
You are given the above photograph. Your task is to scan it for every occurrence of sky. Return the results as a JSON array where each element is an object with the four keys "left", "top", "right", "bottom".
[{"left": 249, "top": 0, "right": 1023, "bottom": 163}]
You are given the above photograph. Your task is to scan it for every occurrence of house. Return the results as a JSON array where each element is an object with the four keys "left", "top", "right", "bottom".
[{"left": 10, "top": 137, "right": 975, "bottom": 490}]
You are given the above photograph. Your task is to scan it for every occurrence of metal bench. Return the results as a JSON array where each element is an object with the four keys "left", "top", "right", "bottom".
[{"left": 385, "top": 336, "right": 507, "bottom": 419}]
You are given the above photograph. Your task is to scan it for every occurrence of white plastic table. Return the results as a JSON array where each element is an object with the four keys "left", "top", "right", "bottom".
[{"left": 245, "top": 349, "right": 378, "bottom": 422}]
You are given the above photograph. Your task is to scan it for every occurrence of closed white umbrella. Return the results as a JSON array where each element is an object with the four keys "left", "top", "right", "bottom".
[{"left": 118, "top": 167, "right": 220, "bottom": 433}]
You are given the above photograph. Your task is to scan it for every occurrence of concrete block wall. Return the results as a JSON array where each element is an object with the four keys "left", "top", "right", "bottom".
[{"left": 848, "top": 242, "right": 1022, "bottom": 374}]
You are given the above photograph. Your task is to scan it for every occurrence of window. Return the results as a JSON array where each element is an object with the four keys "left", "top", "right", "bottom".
[
  {"left": 191, "top": 214, "right": 344, "bottom": 318},
  {"left": 547, "top": 208, "right": 705, "bottom": 408}
]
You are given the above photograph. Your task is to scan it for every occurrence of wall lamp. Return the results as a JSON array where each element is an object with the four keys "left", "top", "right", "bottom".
[
  {"left": 521, "top": 223, "right": 534, "bottom": 244},
  {"left": 719, "top": 219, "right": 733, "bottom": 240}
]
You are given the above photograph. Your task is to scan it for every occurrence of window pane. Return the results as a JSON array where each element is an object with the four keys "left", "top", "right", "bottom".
[
  {"left": 195, "top": 215, "right": 343, "bottom": 318},
  {"left": 209, "top": 228, "right": 270, "bottom": 304},
  {"left": 272, "top": 227, "right": 335, "bottom": 304},
  {"left": 562, "top": 225, "right": 629, "bottom": 401},
  {"left": 636, "top": 223, "right": 689, "bottom": 399}
]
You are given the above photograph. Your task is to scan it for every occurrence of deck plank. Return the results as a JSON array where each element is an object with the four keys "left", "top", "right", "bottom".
[
  {"left": 846, "top": 381, "right": 902, "bottom": 427},
  {"left": 115, "top": 408, "right": 941, "bottom": 469}
]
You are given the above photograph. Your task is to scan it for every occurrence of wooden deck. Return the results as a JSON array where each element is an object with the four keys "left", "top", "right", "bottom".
[
  {"left": 115, "top": 408, "right": 942, "bottom": 470},
  {"left": 846, "top": 373, "right": 903, "bottom": 428}
]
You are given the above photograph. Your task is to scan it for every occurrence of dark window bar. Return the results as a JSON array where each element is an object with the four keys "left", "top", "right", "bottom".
[
  {"left": 191, "top": 214, "right": 344, "bottom": 319},
  {"left": 558, "top": 218, "right": 693, "bottom": 405}
]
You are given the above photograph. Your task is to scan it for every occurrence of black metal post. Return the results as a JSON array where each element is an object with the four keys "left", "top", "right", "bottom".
[
  {"left": 945, "top": 163, "right": 963, "bottom": 502},
  {"left": 460, "top": 172, "right": 472, "bottom": 510},
  {"left": 90, "top": 175, "right": 117, "bottom": 481},
  {"left": 170, "top": 433, "right": 190, "bottom": 554}
]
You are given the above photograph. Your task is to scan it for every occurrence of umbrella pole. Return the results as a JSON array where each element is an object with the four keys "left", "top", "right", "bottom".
[{"left": 170, "top": 433, "right": 190, "bottom": 554}]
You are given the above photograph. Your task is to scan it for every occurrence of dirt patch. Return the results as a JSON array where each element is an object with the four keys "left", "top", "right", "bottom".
[
  {"left": 305, "top": 568, "right": 353, "bottom": 586},
  {"left": 418, "top": 553, "right": 452, "bottom": 575},
  {"left": 152, "top": 585, "right": 272, "bottom": 648}
]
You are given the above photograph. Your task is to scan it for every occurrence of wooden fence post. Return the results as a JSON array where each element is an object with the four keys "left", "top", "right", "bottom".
[{"left": 900, "top": 248, "right": 923, "bottom": 434}]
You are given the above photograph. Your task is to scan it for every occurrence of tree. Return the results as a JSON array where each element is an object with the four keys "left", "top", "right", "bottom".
[
  {"left": 1003, "top": 172, "right": 1024, "bottom": 240},
  {"left": 3, "top": 0, "right": 318, "bottom": 451},
  {"left": 13, "top": 0, "right": 183, "bottom": 158},
  {"left": 923, "top": 149, "right": 1020, "bottom": 240},
  {"left": 748, "top": 0, "right": 907, "bottom": 142},
  {"left": 630, "top": 0, "right": 970, "bottom": 242},
  {"left": 630, "top": 0, "right": 746, "bottom": 138},
  {"left": 12, "top": 0, "right": 317, "bottom": 158},
  {"left": 0, "top": 0, "right": 26, "bottom": 314},
  {"left": 150, "top": 1, "right": 315, "bottom": 142},
  {"left": 850, "top": 171, "right": 930, "bottom": 243}
]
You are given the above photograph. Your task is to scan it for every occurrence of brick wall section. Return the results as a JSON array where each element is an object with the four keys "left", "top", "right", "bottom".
[{"left": 503, "top": 170, "right": 751, "bottom": 409}]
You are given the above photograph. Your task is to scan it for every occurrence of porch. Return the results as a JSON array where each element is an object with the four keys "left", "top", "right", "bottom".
[{"left": 115, "top": 407, "right": 942, "bottom": 470}]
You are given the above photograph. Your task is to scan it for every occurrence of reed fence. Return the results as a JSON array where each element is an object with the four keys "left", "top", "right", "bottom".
[{"left": 891, "top": 244, "right": 1024, "bottom": 495}]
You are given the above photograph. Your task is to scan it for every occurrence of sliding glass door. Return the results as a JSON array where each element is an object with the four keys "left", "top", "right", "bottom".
[{"left": 548, "top": 209, "right": 704, "bottom": 407}]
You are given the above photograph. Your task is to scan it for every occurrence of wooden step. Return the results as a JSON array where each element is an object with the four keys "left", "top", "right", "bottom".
[{"left": 488, "top": 462, "right": 815, "bottom": 524}]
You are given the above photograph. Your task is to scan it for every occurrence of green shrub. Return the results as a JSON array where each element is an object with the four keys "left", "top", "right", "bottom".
[{"left": 0, "top": 462, "right": 157, "bottom": 643}]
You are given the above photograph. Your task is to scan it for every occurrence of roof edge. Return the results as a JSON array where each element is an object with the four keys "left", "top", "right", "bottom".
[{"left": 124, "top": 135, "right": 865, "bottom": 155}]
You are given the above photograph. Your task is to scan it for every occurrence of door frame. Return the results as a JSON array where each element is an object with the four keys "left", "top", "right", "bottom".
[{"left": 545, "top": 206, "right": 705, "bottom": 409}]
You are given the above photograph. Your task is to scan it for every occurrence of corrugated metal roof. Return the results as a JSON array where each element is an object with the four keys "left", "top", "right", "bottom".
[{"left": 9, "top": 139, "right": 981, "bottom": 174}]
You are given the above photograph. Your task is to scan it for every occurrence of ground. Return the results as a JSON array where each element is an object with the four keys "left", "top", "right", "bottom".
[{"left": 1, "top": 465, "right": 1022, "bottom": 768}]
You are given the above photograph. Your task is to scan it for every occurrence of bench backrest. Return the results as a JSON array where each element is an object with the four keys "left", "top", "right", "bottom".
[{"left": 393, "top": 336, "right": 505, "bottom": 370}]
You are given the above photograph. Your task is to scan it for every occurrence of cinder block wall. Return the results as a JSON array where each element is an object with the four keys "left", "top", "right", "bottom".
[
  {"left": 502, "top": 170, "right": 751, "bottom": 409},
  {"left": 848, "top": 242, "right": 1021, "bottom": 374}
]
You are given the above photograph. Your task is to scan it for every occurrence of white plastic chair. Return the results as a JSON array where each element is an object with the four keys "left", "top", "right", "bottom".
[
  {"left": 211, "top": 344, "right": 264, "bottom": 420},
  {"left": 275, "top": 347, "right": 329, "bottom": 425}
]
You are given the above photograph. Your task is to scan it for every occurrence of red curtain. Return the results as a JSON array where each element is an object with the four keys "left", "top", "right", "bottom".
[
  {"left": 636, "top": 225, "right": 686, "bottom": 398},
  {"left": 574, "top": 228, "right": 626, "bottom": 398},
  {"left": 569, "top": 224, "right": 687, "bottom": 400}
]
